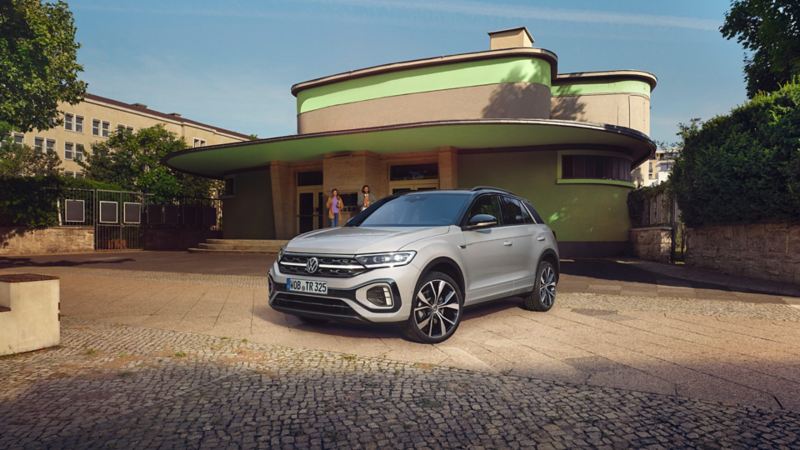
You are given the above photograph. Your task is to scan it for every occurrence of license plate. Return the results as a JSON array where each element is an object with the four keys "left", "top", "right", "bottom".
[{"left": 286, "top": 278, "right": 328, "bottom": 295}]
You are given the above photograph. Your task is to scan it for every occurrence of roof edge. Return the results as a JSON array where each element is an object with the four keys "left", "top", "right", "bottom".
[
  {"left": 290, "top": 48, "right": 559, "bottom": 96},
  {"left": 84, "top": 93, "right": 253, "bottom": 140},
  {"left": 554, "top": 70, "right": 658, "bottom": 90},
  {"left": 163, "top": 118, "right": 656, "bottom": 177}
]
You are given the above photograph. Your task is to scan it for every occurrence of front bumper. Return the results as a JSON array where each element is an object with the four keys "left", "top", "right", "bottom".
[{"left": 268, "top": 260, "right": 420, "bottom": 324}]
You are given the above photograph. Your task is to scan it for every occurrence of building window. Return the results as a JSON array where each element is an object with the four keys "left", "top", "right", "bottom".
[
  {"left": 389, "top": 163, "right": 438, "bottom": 181},
  {"left": 102, "top": 121, "right": 110, "bottom": 137},
  {"left": 117, "top": 124, "right": 134, "bottom": 134},
  {"left": 193, "top": 137, "right": 207, "bottom": 147},
  {"left": 64, "top": 142, "right": 74, "bottom": 160},
  {"left": 34, "top": 137, "right": 44, "bottom": 152},
  {"left": 92, "top": 119, "right": 100, "bottom": 136},
  {"left": 75, "top": 143, "right": 85, "bottom": 161},
  {"left": 13, "top": 133, "right": 24, "bottom": 145},
  {"left": 75, "top": 115, "right": 84, "bottom": 133},
  {"left": 561, "top": 154, "right": 632, "bottom": 182},
  {"left": 46, "top": 139, "right": 55, "bottom": 154},
  {"left": 297, "top": 171, "right": 323, "bottom": 186},
  {"left": 64, "top": 113, "right": 74, "bottom": 131}
]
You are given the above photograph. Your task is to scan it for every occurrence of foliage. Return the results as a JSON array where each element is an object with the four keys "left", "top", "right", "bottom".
[
  {"left": 0, "top": 0, "right": 86, "bottom": 133},
  {"left": 79, "top": 125, "right": 217, "bottom": 202},
  {"left": 670, "top": 81, "right": 800, "bottom": 226},
  {"left": 0, "top": 138, "right": 61, "bottom": 176},
  {"left": 627, "top": 182, "right": 671, "bottom": 228},
  {"left": 0, "top": 176, "right": 64, "bottom": 228},
  {"left": 721, "top": 0, "right": 800, "bottom": 97}
]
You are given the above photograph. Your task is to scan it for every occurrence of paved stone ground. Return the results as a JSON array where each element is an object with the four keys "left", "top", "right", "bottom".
[
  {"left": 2, "top": 252, "right": 800, "bottom": 447},
  {"left": 2, "top": 320, "right": 799, "bottom": 449}
]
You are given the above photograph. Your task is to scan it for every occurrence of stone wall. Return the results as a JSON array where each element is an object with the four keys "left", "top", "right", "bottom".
[
  {"left": 629, "top": 227, "right": 672, "bottom": 263},
  {"left": 0, "top": 227, "right": 94, "bottom": 256},
  {"left": 687, "top": 223, "right": 800, "bottom": 284}
]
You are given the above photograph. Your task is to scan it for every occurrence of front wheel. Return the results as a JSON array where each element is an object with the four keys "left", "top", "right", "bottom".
[
  {"left": 522, "top": 260, "right": 557, "bottom": 311},
  {"left": 403, "top": 271, "right": 463, "bottom": 344}
]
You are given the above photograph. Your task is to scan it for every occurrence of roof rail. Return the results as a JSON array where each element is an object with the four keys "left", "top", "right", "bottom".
[{"left": 470, "top": 186, "right": 515, "bottom": 194}]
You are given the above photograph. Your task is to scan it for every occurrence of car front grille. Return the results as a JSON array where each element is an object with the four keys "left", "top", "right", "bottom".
[
  {"left": 272, "top": 292, "right": 358, "bottom": 318},
  {"left": 279, "top": 253, "right": 368, "bottom": 278}
]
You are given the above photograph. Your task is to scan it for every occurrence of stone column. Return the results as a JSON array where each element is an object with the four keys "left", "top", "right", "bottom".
[{"left": 0, "top": 274, "right": 60, "bottom": 356}]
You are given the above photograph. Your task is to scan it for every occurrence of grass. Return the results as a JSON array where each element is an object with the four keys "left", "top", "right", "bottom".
[
  {"left": 173, "top": 351, "right": 187, "bottom": 358},
  {"left": 85, "top": 348, "right": 98, "bottom": 356}
]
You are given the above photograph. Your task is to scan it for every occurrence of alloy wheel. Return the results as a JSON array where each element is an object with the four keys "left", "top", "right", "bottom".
[
  {"left": 413, "top": 280, "right": 460, "bottom": 338},
  {"left": 538, "top": 265, "right": 557, "bottom": 308}
]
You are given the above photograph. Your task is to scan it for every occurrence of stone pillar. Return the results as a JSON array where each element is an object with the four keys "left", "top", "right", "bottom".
[
  {"left": 438, "top": 147, "right": 459, "bottom": 189},
  {"left": 0, "top": 274, "right": 60, "bottom": 356},
  {"left": 270, "top": 162, "right": 294, "bottom": 240}
]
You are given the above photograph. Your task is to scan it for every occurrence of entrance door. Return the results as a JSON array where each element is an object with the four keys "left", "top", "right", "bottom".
[{"left": 297, "top": 188, "right": 324, "bottom": 234}]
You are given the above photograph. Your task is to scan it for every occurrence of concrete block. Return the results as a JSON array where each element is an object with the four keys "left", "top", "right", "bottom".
[{"left": 0, "top": 274, "right": 60, "bottom": 356}]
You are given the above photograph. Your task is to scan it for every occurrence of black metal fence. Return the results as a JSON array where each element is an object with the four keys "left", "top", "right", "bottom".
[{"left": 58, "top": 188, "right": 221, "bottom": 250}]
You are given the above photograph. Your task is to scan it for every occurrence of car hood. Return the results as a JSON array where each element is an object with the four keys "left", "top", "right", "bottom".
[{"left": 284, "top": 226, "right": 452, "bottom": 255}]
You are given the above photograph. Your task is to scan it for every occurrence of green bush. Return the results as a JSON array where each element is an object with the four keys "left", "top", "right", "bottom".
[
  {"left": 0, "top": 176, "right": 64, "bottom": 228},
  {"left": 671, "top": 81, "right": 800, "bottom": 226}
]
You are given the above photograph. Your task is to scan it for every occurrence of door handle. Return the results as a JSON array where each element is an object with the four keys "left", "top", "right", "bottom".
[
  {"left": 503, "top": 241, "right": 512, "bottom": 246},
  {"left": 536, "top": 236, "right": 545, "bottom": 242}
]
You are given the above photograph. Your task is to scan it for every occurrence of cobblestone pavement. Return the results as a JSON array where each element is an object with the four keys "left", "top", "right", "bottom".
[{"left": 2, "top": 320, "right": 800, "bottom": 449}]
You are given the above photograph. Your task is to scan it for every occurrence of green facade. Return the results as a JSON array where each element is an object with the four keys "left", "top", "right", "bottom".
[
  {"left": 458, "top": 150, "right": 631, "bottom": 243},
  {"left": 222, "top": 169, "right": 276, "bottom": 239}
]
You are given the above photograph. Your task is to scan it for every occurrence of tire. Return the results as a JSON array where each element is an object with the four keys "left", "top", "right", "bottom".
[
  {"left": 522, "top": 260, "right": 557, "bottom": 312},
  {"left": 403, "top": 271, "right": 464, "bottom": 344},
  {"left": 296, "top": 315, "right": 329, "bottom": 326}
]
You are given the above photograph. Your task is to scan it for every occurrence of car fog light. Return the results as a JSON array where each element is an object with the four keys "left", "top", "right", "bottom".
[{"left": 366, "top": 285, "right": 393, "bottom": 307}]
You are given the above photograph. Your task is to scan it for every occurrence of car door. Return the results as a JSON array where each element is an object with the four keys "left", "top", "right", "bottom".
[
  {"left": 498, "top": 196, "right": 535, "bottom": 288},
  {"left": 518, "top": 199, "right": 552, "bottom": 292},
  {"left": 459, "top": 194, "right": 518, "bottom": 303}
]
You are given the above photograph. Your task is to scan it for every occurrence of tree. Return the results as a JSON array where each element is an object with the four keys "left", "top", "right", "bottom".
[
  {"left": 0, "top": 0, "right": 86, "bottom": 134},
  {"left": 79, "top": 125, "right": 217, "bottom": 202},
  {"left": 721, "top": 0, "right": 800, "bottom": 97},
  {"left": 0, "top": 137, "right": 61, "bottom": 177}
]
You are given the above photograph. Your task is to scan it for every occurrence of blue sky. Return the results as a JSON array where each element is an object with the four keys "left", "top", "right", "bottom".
[{"left": 69, "top": 0, "right": 747, "bottom": 144}]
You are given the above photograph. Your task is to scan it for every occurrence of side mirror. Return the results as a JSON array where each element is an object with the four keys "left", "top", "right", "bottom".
[{"left": 464, "top": 214, "right": 498, "bottom": 230}]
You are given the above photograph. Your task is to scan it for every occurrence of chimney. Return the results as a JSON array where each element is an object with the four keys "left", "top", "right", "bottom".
[
  {"left": 488, "top": 27, "right": 534, "bottom": 50},
  {"left": 132, "top": 102, "right": 148, "bottom": 109},
  {"left": 169, "top": 112, "right": 182, "bottom": 117}
]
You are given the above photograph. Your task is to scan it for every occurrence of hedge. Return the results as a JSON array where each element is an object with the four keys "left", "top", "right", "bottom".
[
  {"left": 0, "top": 176, "right": 64, "bottom": 228},
  {"left": 671, "top": 81, "right": 800, "bottom": 227}
]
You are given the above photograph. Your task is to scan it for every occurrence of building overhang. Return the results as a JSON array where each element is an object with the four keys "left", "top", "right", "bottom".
[{"left": 163, "top": 119, "right": 656, "bottom": 179}]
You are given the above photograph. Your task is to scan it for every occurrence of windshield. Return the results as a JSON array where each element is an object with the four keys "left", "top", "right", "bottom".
[{"left": 351, "top": 192, "right": 472, "bottom": 227}]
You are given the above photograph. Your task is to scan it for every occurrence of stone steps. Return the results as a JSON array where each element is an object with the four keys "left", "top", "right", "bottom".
[{"left": 188, "top": 239, "right": 288, "bottom": 254}]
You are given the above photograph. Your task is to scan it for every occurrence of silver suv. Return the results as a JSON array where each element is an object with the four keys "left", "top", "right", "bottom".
[{"left": 268, "top": 187, "right": 559, "bottom": 343}]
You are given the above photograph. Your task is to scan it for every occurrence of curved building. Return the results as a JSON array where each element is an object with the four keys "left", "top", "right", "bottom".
[{"left": 164, "top": 27, "right": 656, "bottom": 256}]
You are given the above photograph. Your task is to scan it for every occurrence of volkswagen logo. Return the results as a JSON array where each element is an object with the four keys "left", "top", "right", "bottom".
[{"left": 305, "top": 257, "right": 319, "bottom": 274}]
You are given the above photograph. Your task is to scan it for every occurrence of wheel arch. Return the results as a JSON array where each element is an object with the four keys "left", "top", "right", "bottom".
[
  {"left": 418, "top": 257, "right": 466, "bottom": 296},
  {"left": 539, "top": 249, "right": 560, "bottom": 280}
]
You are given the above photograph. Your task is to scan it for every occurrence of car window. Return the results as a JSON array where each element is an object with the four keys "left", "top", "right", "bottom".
[
  {"left": 522, "top": 200, "right": 544, "bottom": 224},
  {"left": 356, "top": 192, "right": 472, "bottom": 227},
  {"left": 467, "top": 195, "right": 502, "bottom": 224},
  {"left": 500, "top": 196, "right": 528, "bottom": 226}
]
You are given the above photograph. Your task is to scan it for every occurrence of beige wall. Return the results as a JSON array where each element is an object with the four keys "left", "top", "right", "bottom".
[
  {"left": 298, "top": 83, "right": 551, "bottom": 134},
  {"left": 551, "top": 94, "right": 651, "bottom": 135},
  {"left": 15, "top": 96, "right": 247, "bottom": 175}
]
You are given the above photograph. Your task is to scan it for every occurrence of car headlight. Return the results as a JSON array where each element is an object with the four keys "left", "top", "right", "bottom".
[
  {"left": 355, "top": 251, "right": 416, "bottom": 269},
  {"left": 277, "top": 246, "right": 285, "bottom": 261}
]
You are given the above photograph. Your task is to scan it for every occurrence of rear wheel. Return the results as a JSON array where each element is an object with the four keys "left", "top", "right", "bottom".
[
  {"left": 403, "top": 271, "right": 463, "bottom": 344},
  {"left": 522, "top": 260, "right": 557, "bottom": 312}
]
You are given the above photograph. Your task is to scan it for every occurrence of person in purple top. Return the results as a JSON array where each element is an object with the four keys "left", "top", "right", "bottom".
[{"left": 326, "top": 188, "right": 344, "bottom": 227}]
